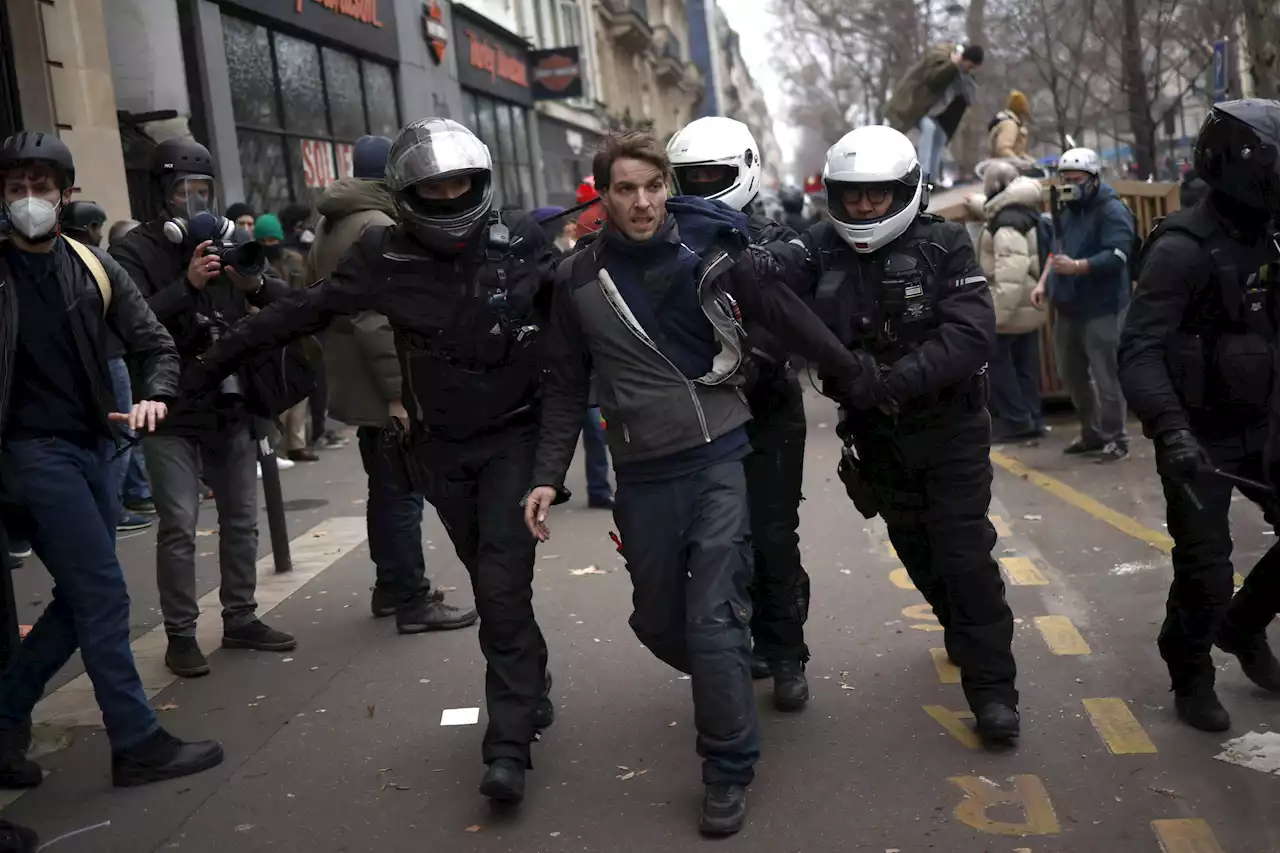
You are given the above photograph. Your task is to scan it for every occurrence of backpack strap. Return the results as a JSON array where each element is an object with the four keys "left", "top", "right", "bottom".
[{"left": 61, "top": 235, "right": 111, "bottom": 316}]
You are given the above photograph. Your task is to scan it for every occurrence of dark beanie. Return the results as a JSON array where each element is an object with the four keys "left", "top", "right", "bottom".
[
  {"left": 353, "top": 135, "right": 393, "bottom": 180},
  {"left": 225, "top": 202, "right": 254, "bottom": 222},
  {"left": 961, "top": 44, "right": 985, "bottom": 65}
]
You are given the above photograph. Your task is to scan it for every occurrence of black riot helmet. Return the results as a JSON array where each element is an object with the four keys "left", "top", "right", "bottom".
[
  {"left": 150, "top": 137, "right": 218, "bottom": 221},
  {"left": 0, "top": 132, "right": 75, "bottom": 188},
  {"left": 1193, "top": 98, "right": 1280, "bottom": 215},
  {"left": 386, "top": 118, "right": 494, "bottom": 255},
  {"left": 61, "top": 200, "right": 108, "bottom": 246},
  {"left": 779, "top": 185, "right": 804, "bottom": 214}
]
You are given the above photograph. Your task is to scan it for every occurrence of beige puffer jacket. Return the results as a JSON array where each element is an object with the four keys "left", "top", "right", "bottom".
[{"left": 967, "top": 177, "right": 1047, "bottom": 335}]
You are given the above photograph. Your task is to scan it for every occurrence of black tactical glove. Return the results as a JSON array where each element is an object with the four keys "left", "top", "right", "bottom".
[
  {"left": 842, "top": 351, "right": 898, "bottom": 411},
  {"left": 1155, "top": 429, "right": 1212, "bottom": 485}
]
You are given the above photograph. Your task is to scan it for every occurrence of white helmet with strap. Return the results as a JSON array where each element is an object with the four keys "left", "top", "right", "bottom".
[
  {"left": 667, "top": 117, "right": 763, "bottom": 211},
  {"left": 823, "top": 125, "right": 924, "bottom": 253},
  {"left": 1058, "top": 147, "right": 1101, "bottom": 175}
]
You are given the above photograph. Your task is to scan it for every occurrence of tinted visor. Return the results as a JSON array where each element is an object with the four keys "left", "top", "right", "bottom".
[
  {"left": 674, "top": 164, "right": 739, "bottom": 199},
  {"left": 399, "top": 171, "right": 491, "bottom": 221},
  {"left": 166, "top": 175, "right": 217, "bottom": 219},
  {"left": 386, "top": 129, "right": 489, "bottom": 193}
]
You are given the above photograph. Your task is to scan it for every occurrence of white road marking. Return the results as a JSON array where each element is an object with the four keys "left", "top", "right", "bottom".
[{"left": 440, "top": 708, "right": 481, "bottom": 727}]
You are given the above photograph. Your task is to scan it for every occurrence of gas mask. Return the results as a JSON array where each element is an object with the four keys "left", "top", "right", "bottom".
[
  {"left": 162, "top": 175, "right": 220, "bottom": 243},
  {"left": 164, "top": 210, "right": 236, "bottom": 246},
  {"left": 7, "top": 195, "right": 61, "bottom": 242}
]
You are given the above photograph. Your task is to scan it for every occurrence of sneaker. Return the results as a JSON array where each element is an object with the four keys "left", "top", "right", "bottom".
[
  {"left": 699, "top": 782, "right": 747, "bottom": 836},
  {"left": 1064, "top": 436, "right": 1104, "bottom": 455},
  {"left": 124, "top": 498, "right": 157, "bottom": 516},
  {"left": 1095, "top": 441, "right": 1129, "bottom": 463},
  {"left": 315, "top": 432, "right": 349, "bottom": 450},
  {"left": 371, "top": 586, "right": 398, "bottom": 618},
  {"left": 117, "top": 511, "right": 153, "bottom": 533},
  {"left": 222, "top": 619, "right": 297, "bottom": 652},
  {"left": 275, "top": 457, "right": 296, "bottom": 471},
  {"left": 165, "top": 636, "right": 211, "bottom": 678},
  {"left": 396, "top": 590, "right": 479, "bottom": 634},
  {"left": 111, "top": 728, "right": 224, "bottom": 787},
  {"left": 0, "top": 819, "right": 38, "bottom": 853},
  {"left": 287, "top": 448, "right": 320, "bottom": 463}
]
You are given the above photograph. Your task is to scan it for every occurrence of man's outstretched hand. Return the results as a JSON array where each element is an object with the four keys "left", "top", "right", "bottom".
[
  {"left": 524, "top": 486, "right": 558, "bottom": 542},
  {"left": 108, "top": 400, "right": 168, "bottom": 433}
]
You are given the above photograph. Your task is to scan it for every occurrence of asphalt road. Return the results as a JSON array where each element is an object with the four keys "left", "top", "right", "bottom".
[{"left": 3, "top": 392, "right": 1279, "bottom": 852}]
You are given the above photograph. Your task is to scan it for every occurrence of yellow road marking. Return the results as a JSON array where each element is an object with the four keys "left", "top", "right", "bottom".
[
  {"left": 949, "top": 775, "right": 1061, "bottom": 836},
  {"left": 1034, "top": 616, "right": 1091, "bottom": 655},
  {"left": 903, "top": 603, "right": 944, "bottom": 631},
  {"left": 991, "top": 450, "right": 1175, "bottom": 554},
  {"left": 1151, "top": 818, "right": 1225, "bottom": 853},
  {"left": 885, "top": 539, "right": 898, "bottom": 558},
  {"left": 1001, "top": 556, "right": 1049, "bottom": 586},
  {"left": 1083, "top": 698, "right": 1158, "bottom": 754},
  {"left": 990, "top": 514, "right": 1013, "bottom": 538},
  {"left": 930, "top": 648, "right": 961, "bottom": 683},
  {"left": 889, "top": 567, "right": 916, "bottom": 590},
  {"left": 923, "top": 705, "right": 980, "bottom": 749}
]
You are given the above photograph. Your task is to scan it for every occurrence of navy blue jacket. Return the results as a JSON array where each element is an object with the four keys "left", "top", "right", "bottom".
[{"left": 1047, "top": 182, "right": 1135, "bottom": 319}]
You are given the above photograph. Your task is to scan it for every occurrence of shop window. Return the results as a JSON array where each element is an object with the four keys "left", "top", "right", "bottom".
[
  {"left": 224, "top": 17, "right": 277, "bottom": 130},
  {"left": 222, "top": 14, "right": 400, "bottom": 214}
]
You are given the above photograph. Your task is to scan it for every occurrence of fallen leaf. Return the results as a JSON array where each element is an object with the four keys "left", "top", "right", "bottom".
[
  {"left": 196, "top": 529, "right": 217, "bottom": 537},
  {"left": 437, "top": 586, "right": 457, "bottom": 592},
  {"left": 1147, "top": 786, "right": 1180, "bottom": 799},
  {"left": 156, "top": 703, "right": 179, "bottom": 712},
  {"left": 542, "top": 554, "right": 562, "bottom": 560},
  {"left": 617, "top": 771, "right": 636, "bottom": 781},
  {"left": 282, "top": 658, "right": 294, "bottom": 663},
  {"left": 839, "top": 569, "right": 851, "bottom": 575},
  {"left": 234, "top": 824, "right": 254, "bottom": 833},
  {"left": 570, "top": 565, "right": 608, "bottom": 576},
  {"left": 367, "top": 703, "right": 376, "bottom": 718},
  {"left": 550, "top": 832, "right": 561, "bottom": 837},
  {"left": 1023, "top": 514, "right": 1042, "bottom": 521},
  {"left": 465, "top": 825, "right": 482, "bottom": 833},
  {"left": 311, "top": 531, "right": 328, "bottom": 539},
  {"left": 668, "top": 721, "right": 677, "bottom": 727}
]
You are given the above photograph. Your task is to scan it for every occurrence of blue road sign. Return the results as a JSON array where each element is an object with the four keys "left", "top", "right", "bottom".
[{"left": 1212, "top": 40, "right": 1228, "bottom": 101}]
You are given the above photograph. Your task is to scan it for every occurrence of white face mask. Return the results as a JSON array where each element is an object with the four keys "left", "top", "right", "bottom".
[{"left": 8, "top": 196, "right": 59, "bottom": 241}]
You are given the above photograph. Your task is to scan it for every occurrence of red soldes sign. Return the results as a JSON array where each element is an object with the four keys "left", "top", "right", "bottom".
[{"left": 300, "top": 139, "right": 355, "bottom": 188}]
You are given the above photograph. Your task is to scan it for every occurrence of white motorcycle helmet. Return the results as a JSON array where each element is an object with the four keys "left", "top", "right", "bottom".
[
  {"left": 823, "top": 126, "right": 925, "bottom": 253},
  {"left": 667, "top": 117, "right": 762, "bottom": 211},
  {"left": 1057, "top": 147, "right": 1102, "bottom": 204}
]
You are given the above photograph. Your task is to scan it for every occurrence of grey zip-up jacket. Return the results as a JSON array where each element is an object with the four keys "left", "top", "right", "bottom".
[{"left": 531, "top": 219, "right": 863, "bottom": 491}]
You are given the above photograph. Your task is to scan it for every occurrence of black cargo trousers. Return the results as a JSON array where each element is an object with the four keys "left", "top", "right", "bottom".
[
  {"left": 412, "top": 423, "right": 550, "bottom": 768},
  {"left": 744, "top": 369, "right": 810, "bottom": 663},
  {"left": 848, "top": 406, "right": 1018, "bottom": 712},
  {"left": 1158, "top": 424, "right": 1280, "bottom": 685}
]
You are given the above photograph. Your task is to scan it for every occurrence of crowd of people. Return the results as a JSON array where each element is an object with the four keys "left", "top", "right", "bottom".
[{"left": 1, "top": 43, "right": 1280, "bottom": 848}]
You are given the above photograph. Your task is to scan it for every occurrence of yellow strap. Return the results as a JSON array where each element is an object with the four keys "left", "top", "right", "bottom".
[{"left": 61, "top": 235, "right": 112, "bottom": 316}]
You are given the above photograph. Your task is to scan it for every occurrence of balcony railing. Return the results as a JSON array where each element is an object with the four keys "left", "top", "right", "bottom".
[{"left": 600, "top": 0, "right": 652, "bottom": 52}]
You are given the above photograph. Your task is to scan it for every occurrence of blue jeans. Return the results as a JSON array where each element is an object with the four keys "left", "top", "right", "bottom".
[
  {"left": 582, "top": 408, "right": 612, "bottom": 503},
  {"left": 989, "top": 332, "right": 1045, "bottom": 434},
  {"left": 0, "top": 437, "right": 158, "bottom": 750},
  {"left": 107, "top": 357, "right": 151, "bottom": 505},
  {"left": 613, "top": 459, "right": 759, "bottom": 785},
  {"left": 917, "top": 116, "right": 946, "bottom": 182},
  {"left": 357, "top": 427, "right": 429, "bottom": 601}
]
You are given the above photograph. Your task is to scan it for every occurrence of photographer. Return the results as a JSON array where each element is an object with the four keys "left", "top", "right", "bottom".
[{"left": 109, "top": 138, "right": 297, "bottom": 680}]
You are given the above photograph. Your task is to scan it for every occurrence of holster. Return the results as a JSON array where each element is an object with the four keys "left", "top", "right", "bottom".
[
  {"left": 837, "top": 443, "right": 880, "bottom": 520},
  {"left": 377, "top": 419, "right": 479, "bottom": 501}
]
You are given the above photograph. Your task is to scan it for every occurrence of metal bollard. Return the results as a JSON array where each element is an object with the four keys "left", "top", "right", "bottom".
[{"left": 257, "top": 434, "right": 293, "bottom": 574}]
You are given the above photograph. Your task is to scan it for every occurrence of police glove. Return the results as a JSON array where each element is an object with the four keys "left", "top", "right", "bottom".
[
  {"left": 842, "top": 351, "right": 897, "bottom": 412},
  {"left": 1155, "top": 429, "right": 1212, "bottom": 485}
]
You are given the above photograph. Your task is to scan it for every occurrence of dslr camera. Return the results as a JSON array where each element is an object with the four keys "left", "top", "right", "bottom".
[
  {"left": 165, "top": 211, "right": 268, "bottom": 279},
  {"left": 194, "top": 312, "right": 243, "bottom": 401}
]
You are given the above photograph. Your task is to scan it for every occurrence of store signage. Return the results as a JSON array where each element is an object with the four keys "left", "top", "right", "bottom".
[
  {"left": 218, "top": 0, "right": 400, "bottom": 61},
  {"left": 422, "top": 1, "right": 448, "bottom": 65},
  {"left": 298, "top": 0, "right": 382, "bottom": 28},
  {"left": 452, "top": 4, "right": 534, "bottom": 107},
  {"left": 300, "top": 139, "right": 354, "bottom": 188},
  {"left": 530, "top": 47, "right": 583, "bottom": 101}
]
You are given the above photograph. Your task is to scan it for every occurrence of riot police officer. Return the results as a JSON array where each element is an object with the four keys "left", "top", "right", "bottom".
[
  {"left": 187, "top": 118, "right": 556, "bottom": 805},
  {"left": 667, "top": 116, "right": 810, "bottom": 710},
  {"left": 771, "top": 125, "right": 1020, "bottom": 746},
  {"left": 1119, "top": 99, "right": 1280, "bottom": 732}
]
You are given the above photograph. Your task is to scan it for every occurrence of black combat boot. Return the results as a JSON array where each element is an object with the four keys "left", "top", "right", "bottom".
[
  {"left": 772, "top": 659, "right": 809, "bottom": 712},
  {"left": 533, "top": 671, "right": 555, "bottom": 731},
  {"left": 700, "top": 783, "right": 747, "bottom": 836},
  {"left": 111, "top": 728, "right": 224, "bottom": 787},
  {"left": 750, "top": 651, "right": 771, "bottom": 680},
  {"left": 370, "top": 586, "right": 397, "bottom": 618},
  {"left": 0, "top": 723, "right": 40, "bottom": 789},
  {"left": 396, "top": 590, "right": 478, "bottom": 635},
  {"left": 1217, "top": 629, "right": 1280, "bottom": 693},
  {"left": 479, "top": 758, "right": 525, "bottom": 804},
  {"left": 1173, "top": 680, "right": 1231, "bottom": 732},
  {"left": 975, "top": 702, "right": 1020, "bottom": 747},
  {"left": 0, "top": 820, "right": 38, "bottom": 853}
]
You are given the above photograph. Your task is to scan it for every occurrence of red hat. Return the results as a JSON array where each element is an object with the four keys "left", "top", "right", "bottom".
[
  {"left": 575, "top": 176, "right": 605, "bottom": 233},
  {"left": 576, "top": 176, "right": 599, "bottom": 204}
]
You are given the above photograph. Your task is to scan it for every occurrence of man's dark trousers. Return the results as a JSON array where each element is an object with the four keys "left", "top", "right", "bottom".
[
  {"left": 0, "top": 437, "right": 158, "bottom": 749},
  {"left": 613, "top": 458, "right": 760, "bottom": 786},
  {"left": 1159, "top": 425, "right": 1280, "bottom": 682},
  {"left": 357, "top": 427, "right": 429, "bottom": 604},
  {"left": 744, "top": 371, "right": 809, "bottom": 662},
  {"left": 855, "top": 409, "right": 1018, "bottom": 711},
  {"left": 421, "top": 425, "right": 548, "bottom": 768}
]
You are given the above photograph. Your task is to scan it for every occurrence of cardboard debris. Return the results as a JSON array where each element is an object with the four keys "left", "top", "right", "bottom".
[
  {"left": 1215, "top": 731, "right": 1280, "bottom": 774},
  {"left": 570, "top": 565, "right": 608, "bottom": 576}
]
